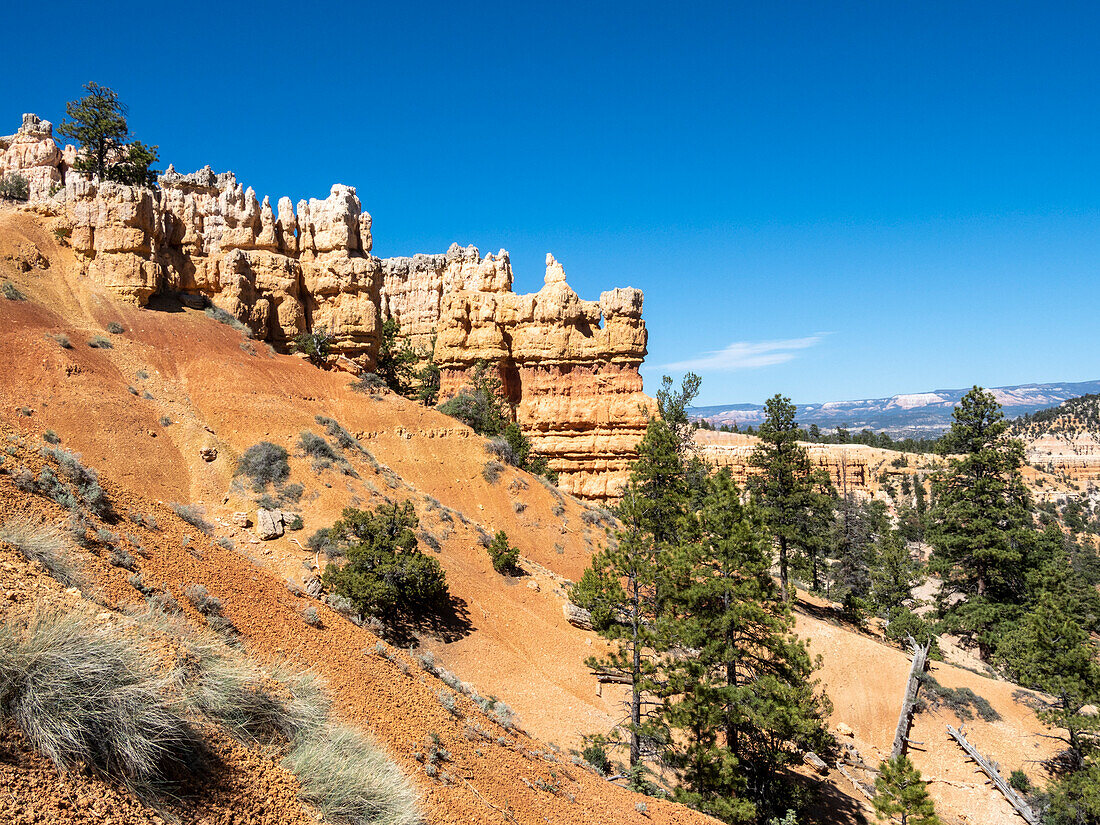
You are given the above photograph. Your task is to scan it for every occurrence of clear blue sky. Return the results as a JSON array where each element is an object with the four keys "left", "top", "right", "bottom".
[{"left": 5, "top": 1, "right": 1099, "bottom": 406}]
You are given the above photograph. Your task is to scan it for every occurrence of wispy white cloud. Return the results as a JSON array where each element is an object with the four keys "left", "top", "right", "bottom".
[{"left": 661, "top": 334, "right": 826, "bottom": 373}]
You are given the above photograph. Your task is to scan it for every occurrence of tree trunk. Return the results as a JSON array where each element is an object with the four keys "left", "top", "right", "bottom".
[
  {"left": 629, "top": 578, "right": 641, "bottom": 768},
  {"left": 778, "top": 534, "right": 790, "bottom": 602}
]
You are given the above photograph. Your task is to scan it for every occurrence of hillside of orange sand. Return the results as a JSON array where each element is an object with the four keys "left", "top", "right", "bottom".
[
  {"left": 793, "top": 592, "right": 1058, "bottom": 825},
  {"left": 0, "top": 206, "right": 1061, "bottom": 824}
]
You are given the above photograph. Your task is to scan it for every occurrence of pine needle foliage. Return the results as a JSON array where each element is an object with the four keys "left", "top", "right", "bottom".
[
  {"left": 58, "top": 82, "right": 159, "bottom": 186},
  {"left": 872, "top": 755, "right": 941, "bottom": 825},
  {"left": 748, "top": 394, "right": 836, "bottom": 600},
  {"left": 320, "top": 503, "right": 449, "bottom": 617},
  {"left": 663, "top": 469, "right": 831, "bottom": 823},
  {"left": 928, "top": 387, "right": 1033, "bottom": 660}
]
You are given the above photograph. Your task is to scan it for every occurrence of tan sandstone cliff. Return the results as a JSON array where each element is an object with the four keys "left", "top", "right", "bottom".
[{"left": 0, "top": 113, "right": 651, "bottom": 500}]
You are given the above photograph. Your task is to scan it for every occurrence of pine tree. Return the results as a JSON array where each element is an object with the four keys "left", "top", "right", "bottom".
[
  {"left": 576, "top": 416, "right": 689, "bottom": 768},
  {"left": 748, "top": 394, "right": 836, "bottom": 600},
  {"left": 871, "top": 531, "right": 924, "bottom": 619},
  {"left": 664, "top": 469, "right": 830, "bottom": 823},
  {"left": 58, "top": 82, "right": 159, "bottom": 185},
  {"left": 1000, "top": 554, "right": 1100, "bottom": 771},
  {"left": 830, "top": 496, "right": 887, "bottom": 608},
  {"left": 375, "top": 318, "right": 419, "bottom": 395},
  {"left": 873, "top": 755, "right": 941, "bottom": 825},
  {"left": 928, "top": 387, "right": 1033, "bottom": 660}
]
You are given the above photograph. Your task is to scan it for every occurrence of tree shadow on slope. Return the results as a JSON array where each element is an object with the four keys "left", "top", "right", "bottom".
[
  {"left": 378, "top": 594, "right": 475, "bottom": 647},
  {"left": 797, "top": 768, "right": 870, "bottom": 825}
]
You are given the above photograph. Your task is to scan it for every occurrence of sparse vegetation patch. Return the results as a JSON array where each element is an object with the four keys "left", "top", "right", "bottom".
[
  {"left": 0, "top": 518, "right": 84, "bottom": 587},
  {"left": 236, "top": 441, "right": 290, "bottom": 491}
]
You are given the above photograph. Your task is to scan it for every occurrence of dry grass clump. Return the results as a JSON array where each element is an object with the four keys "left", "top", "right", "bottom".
[
  {"left": 482, "top": 460, "right": 504, "bottom": 484},
  {"left": 171, "top": 503, "right": 213, "bottom": 534},
  {"left": 0, "top": 517, "right": 84, "bottom": 587},
  {"left": 283, "top": 723, "right": 420, "bottom": 825},
  {"left": 314, "top": 415, "right": 364, "bottom": 452},
  {"left": 37, "top": 446, "right": 111, "bottom": 518},
  {"left": 0, "top": 609, "right": 198, "bottom": 796},
  {"left": 179, "top": 639, "right": 329, "bottom": 745}
]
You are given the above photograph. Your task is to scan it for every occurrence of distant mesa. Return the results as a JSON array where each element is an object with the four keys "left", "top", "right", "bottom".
[{"left": 690, "top": 380, "right": 1100, "bottom": 436}]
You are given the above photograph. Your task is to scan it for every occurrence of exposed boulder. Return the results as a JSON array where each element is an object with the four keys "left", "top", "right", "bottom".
[{"left": 256, "top": 508, "right": 284, "bottom": 540}]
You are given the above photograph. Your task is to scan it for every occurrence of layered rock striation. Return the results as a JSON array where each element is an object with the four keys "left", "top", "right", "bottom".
[
  {"left": 1, "top": 113, "right": 652, "bottom": 499},
  {"left": 435, "top": 254, "right": 652, "bottom": 500}
]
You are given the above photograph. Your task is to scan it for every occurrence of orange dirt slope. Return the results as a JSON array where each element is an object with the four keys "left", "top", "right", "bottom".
[{"left": 0, "top": 205, "right": 1060, "bottom": 825}]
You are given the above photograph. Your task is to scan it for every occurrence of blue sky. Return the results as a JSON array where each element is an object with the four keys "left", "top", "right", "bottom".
[{"left": 4, "top": 1, "right": 1099, "bottom": 406}]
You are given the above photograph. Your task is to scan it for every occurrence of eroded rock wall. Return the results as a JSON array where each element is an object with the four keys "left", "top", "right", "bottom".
[
  {"left": 434, "top": 254, "right": 652, "bottom": 501},
  {"left": 1, "top": 113, "right": 653, "bottom": 500}
]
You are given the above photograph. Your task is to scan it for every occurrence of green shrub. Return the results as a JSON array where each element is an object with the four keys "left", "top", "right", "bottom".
[
  {"left": 2, "top": 282, "right": 27, "bottom": 301},
  {"left": 315, "top": 415, "right": 362, "bottom": 451},
  {"left": 159, "top": 416, "right": 172, "bottom": 427},
  {"left": 581, "top": 742, "right": 611, "bottom": 775},
  {"left": 308, "top": 527, "right": 343, "bottom": 559},
  {"left": 43, "top": 430, "right": 61, "bottom": 445},
  {"left": 282, "top": 723, "right": 419, "bottom": 825},
  {"left": 236, "top": 442, "right": 290, "bottom": 491},
  {"left": 321, "top": 502, "right": 449, "bottom": 618},
  {"left": 278, "top": 482, "right": 305, "bottom": 504},
  {"left": 106, "top": 322, "right": 124, "bottom": 334},
  {"left": 1009, "top": 769, "right": 1033, "bottom": 793},
  {"left": 291, "top": 328, "right": 334, "bottom": 364},
  {"left": 437, "top": 361, "right": 508, "bottom": 436},
  {"left": 51, "top": 333, "right": 72, "bottom": 349},
  {"left": 884, "top": 607, "right": 940, "bottom": 654},
  {"left": 486, "top": 423, "right": 556, "bottom": 482},
  {"left": 350, "top": 372, "right": 388, "bottom": 393},
  {"left": 302, "top": 606, "right": 322, "bottom": 628},
  {"left": 0, "top": 518, "right": 84, "bottom": 587},
  {"left": 109, "top": 547, "right": 137, "bottom": 571},
  {"left": 487, "top": 530, "right": 520, "bottom": 575},
  {"left": 183, "top": 583, "right": 223, "bottom": 616},
  {"left": 0, "top": 609, "right": 198, "bottom": 795},
  {"left": 286, "top": 514, "right": 304, "bottom": 531},
  {"left": 88, "top": 336, "right": 113, "bottom": 349},
  {"left": 0, "top": 173, "right": 30, "bottom": 201},
  {"left": 918, "top": 672, "right": 1000, "bottom": 722}
]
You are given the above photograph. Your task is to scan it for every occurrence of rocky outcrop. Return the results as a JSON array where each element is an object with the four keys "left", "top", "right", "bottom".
[
  {"left": 0, "top": 113, "right": 653, "bottom": 500},
  {"left": 1026, "top": 433, "right": 1100, "bottom": 486},
  {"left": 434, "top": 254, "right": 652, "bottom": 501},
  {"left": 697, "top": 432, "right": 873, "bottom": 492},
  {"left": 380, "top": 243, "right": 512, "bottom": 352},
  {"left": 0, "top": 114, "right": 63, "bottom": 200}
]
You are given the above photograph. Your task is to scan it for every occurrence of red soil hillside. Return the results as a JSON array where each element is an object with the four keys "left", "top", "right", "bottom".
[{"left": 0, "top": 206, "right": 1061, "bottom": 825}]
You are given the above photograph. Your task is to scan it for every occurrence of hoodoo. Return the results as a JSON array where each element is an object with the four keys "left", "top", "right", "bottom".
[{"left": 0, "top": 113, "right": 653, "bottom": 499}]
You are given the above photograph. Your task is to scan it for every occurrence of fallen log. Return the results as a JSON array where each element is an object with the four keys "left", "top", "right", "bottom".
[
  {"left": 891, "top": 638, "right": 930, "bottom": 758},
  {"left": 591, "top": 669, "right": 632, "bottom": 685},
  {"left": 837, "top": 763, "right": 875, "bottom": 801},
  {"left": 945, "top": 725, "right": 1039, "bottom": 825}
]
